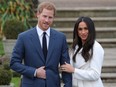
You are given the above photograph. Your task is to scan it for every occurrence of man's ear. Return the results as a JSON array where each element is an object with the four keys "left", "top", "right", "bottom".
[{"left": 36, "top": 12, "right": 40, "bottom": 18}]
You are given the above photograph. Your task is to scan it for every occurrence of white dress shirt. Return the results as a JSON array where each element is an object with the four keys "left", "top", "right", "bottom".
[{"left": 36, "top": 25, "right": 50, "bottom": 49}]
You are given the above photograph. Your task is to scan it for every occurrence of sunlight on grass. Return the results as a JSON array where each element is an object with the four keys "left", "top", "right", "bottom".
[{"left": 11, "top": 77, "right": 21, "bottom": 87}]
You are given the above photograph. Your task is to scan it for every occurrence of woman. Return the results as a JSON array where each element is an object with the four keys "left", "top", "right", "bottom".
[{"left": 61, "top": 17, "right": 104, "bottom": 87}]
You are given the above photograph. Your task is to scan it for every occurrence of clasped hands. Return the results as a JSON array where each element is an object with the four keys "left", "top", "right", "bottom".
[{"left": 36, "top": 62, "right": 75, "bottom": 79}]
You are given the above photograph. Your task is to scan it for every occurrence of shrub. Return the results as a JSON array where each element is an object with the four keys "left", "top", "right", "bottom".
[
  {"left": 3, "top": 19, "right": 26, "bottom": 39},
  {"left": 0, "top": 69, "right": 12, "bottom": 85},
  {"left": 3, "top": 63, "right": 10, "bottom": 70},
  {"left": 0, "top": 61, "right": 12, "bottom": 85},
  {"left": 12, "top": 71, "right": 21, "bottom": 77}
]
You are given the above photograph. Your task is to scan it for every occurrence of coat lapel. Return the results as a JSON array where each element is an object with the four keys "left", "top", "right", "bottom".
[{"left": 30, "top": 28, "right": 45, "bottom": 62}]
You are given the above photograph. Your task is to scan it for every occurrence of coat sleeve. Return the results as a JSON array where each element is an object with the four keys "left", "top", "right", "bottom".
[
  {"left": 61, "top": 35, "right": 72, "bottom": 87},
  {"left": 10, "top": 34, "right": 36, "bottom": 79}
]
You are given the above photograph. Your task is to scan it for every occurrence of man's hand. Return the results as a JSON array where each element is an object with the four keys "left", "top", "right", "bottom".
[{"left": 36, "top": 66, "right": 46, "bottom": 79}]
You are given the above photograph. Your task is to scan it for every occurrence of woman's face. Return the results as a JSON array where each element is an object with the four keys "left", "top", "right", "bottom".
[{"left": 77, "top": 21, "right": 89, "bottom": 44}]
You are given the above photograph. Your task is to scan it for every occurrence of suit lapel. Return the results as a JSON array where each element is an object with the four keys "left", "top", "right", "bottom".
[{"left": 30, "top": 28, "right": 45, "bottom": 62}]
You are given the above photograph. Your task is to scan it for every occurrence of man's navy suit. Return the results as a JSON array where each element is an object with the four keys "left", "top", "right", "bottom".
[{"left": 10, "top": 27, "right": 72, "bottom": 87}]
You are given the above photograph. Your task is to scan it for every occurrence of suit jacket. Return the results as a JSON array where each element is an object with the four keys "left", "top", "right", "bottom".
[{"left": 10, "top": 27, "right": 72, "bottom": 87}]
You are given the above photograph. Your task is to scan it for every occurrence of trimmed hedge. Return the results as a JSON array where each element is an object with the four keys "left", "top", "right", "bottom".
[
  {"left": 0, "top": 61, "right": 12, "bottom": 85},
  {"left": 3, "top": 19, "right": 26, "bottom": 39},
  {"left": 0, "top": 69, "right": 12, "bottom": 85}
]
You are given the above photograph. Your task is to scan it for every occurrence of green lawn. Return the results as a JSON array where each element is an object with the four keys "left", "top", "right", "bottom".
[
  {"left": 0, "top": 40, "right": 5, "bottom": 56},
  {"left": 11, "top": 77, "right": 21, "bottom": 87}
]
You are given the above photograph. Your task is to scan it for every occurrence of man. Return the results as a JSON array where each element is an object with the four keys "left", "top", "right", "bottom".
[{"left": 10, "top": 1, "right": 72, "bottom": 87}]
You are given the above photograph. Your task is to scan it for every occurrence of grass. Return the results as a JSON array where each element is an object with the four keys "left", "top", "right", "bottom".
[
  {"left": 11, "top": 77, "right": 21, "bottom": 87},
  {"left": 0, "top": 40, "right": 5, "bottom": 56}
]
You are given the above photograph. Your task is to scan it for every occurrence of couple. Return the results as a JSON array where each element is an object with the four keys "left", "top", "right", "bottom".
[{"left": 10, "top": 1, "right": 104, "bottom": 87}]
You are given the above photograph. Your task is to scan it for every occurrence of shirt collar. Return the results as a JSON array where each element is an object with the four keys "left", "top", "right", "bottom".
[{"left": 36, "top": 25, "right": 50, "bottom": 37}]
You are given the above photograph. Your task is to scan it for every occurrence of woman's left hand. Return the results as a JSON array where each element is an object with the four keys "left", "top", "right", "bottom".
[{"left": 60, "top": 62, "right": 75, "bottom": 73}]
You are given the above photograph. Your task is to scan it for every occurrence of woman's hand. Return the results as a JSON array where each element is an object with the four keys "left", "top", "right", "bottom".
[{"left": 60, "top": 62, "right": 75, "bottom": 73}]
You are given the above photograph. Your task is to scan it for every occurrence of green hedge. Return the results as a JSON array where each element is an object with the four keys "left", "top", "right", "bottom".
[
  {"left": 0, "top": 69, "right": 12, "bottom": 85},
  {"left": 3, "top": 19, "right": 26, "bottom": 39}
]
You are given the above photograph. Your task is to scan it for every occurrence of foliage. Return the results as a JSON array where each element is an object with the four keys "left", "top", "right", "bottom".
[
  {"left": 0, "top": 0, "right": 36, "bottom": 34},
  {"left": 3, "top": 19, "right": 26, "bottom": 39},
  {"left": 3, "top": 63, "right": 11, "bottom": 70},
  {"left": 0, "top": 63, "right": 12, "bottom": 85},
  {"left": 0, "top": 69, "right": 12, "bottom": 85},
  {"left": 12, "top": 71, "right": 21, "bottom": 77}
]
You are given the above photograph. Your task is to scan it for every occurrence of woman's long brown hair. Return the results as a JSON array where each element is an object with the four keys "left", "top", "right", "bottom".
[{"left": 72, "top": 17, "right": 96, "bottom": 62}]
